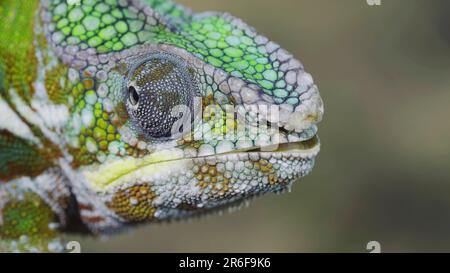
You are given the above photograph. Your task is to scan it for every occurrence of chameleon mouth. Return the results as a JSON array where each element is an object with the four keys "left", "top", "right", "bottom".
[
  {"left": 234, "top": 134, "right": 319, "bottom": 154},
  {"left": 82, "top": 135, "right": 319, "bottom": 192}
]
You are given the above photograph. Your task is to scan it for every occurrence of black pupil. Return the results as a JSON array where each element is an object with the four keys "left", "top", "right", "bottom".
[{"left": 129, "top": 86, "right": 139, "bottom": 105}]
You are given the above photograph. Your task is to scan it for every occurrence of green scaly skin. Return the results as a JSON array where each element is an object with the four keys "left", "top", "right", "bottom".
[{"left": 0, "top": 0, "right": 324, "bottom": 252}]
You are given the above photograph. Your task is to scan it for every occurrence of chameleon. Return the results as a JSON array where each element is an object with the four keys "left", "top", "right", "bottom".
[{"left": 0, "top": 0, "right": 323, "bottom": 252}]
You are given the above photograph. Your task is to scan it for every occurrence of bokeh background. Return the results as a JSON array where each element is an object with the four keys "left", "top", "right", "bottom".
[{"left": 75, "top": 0, "right": 450, "bottom": 252}]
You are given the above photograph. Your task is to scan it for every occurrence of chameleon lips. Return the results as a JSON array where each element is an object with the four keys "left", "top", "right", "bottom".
[
  {"left": 228, "top": 135, "right": 319, "bottom": 154},
  {"left": 81, "top": 135, "right": 320, "bottom": 193}
]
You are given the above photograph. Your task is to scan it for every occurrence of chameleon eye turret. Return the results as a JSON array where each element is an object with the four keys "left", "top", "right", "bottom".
[{"left": 125, "top": 53, "right": 198, "bottom": 140}]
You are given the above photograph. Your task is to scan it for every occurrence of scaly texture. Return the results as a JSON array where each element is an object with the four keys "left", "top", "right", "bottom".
[{"left": 0, "top": 0, "right": 323, "bottom": 252}]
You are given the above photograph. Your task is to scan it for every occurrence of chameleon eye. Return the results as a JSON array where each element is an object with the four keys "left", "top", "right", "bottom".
[{"left": 125, "top": 53, "right": 198, "bottom": 140}]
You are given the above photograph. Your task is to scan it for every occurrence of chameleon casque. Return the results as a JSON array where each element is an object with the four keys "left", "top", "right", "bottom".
[{"left": 0, "top": 0, "right": 323, "bottom": 252}]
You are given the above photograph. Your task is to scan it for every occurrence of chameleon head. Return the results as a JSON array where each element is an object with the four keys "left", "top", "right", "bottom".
[{"left": 49, "top": 1, "right": 324, "bottom": 231}]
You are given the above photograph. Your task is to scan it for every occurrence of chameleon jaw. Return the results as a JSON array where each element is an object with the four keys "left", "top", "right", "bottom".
[{"left": 71, "top": 135, "right": 320, "bottom": 228}]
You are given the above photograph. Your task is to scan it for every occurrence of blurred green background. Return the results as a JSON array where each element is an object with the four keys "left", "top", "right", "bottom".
[{"left": 76, "top": 0, "right": 450, "bottom": 252}]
